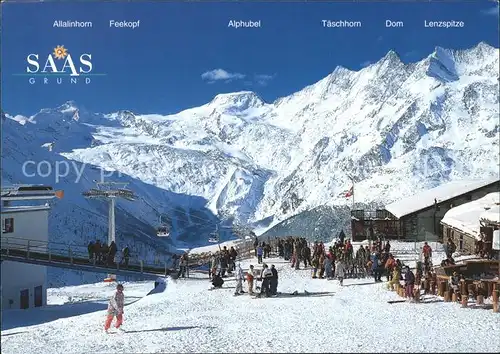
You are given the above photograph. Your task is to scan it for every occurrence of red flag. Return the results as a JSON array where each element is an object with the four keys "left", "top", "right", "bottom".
[{"left": 345, "top": 186, "right": 353, "bottom": 198}]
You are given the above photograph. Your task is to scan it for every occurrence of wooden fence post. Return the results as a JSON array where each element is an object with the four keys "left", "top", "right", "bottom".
[
  {"left": 140, "top": 260, "right": 144, "bottom": 274},
  {"left": 26, "top": 240, "right": 30, "bottom": 259},
  {"left": 414, "top": 288, "right": 420, "bottom": 303},
  {"left": 438, "top": 281, "right": 446, "bottom": 296},
  {"left": 492, "top": 290, "right": 499, "bottom": 313},
  {"left": 477, "top": 295, "right": 484, "bottom": 305},
  {"left": 486, "top": 282, "right": 493, "bottom": 298},
  {"left": 467, "top": 284, "right": 475, "bottom": 298},
  {"left": 444, "top": 291, "right": 451, "bottom": 302},
  {"left": 69, "top": 248, "right": 73, "bottom": 265},
  {"left": 460, "top": 280, "right": 466, "bottom": 296}
]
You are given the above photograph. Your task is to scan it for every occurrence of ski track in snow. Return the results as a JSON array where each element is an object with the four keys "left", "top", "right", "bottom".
[{"left": 2, "top": 256, "right": 499, "bottom": 353}]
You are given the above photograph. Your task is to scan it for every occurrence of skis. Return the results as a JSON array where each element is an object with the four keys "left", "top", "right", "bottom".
[{"left": 387, "top": 300, "right": 407, "bottom": 304}]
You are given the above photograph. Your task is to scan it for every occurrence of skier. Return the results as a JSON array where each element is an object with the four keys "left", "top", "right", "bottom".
[
  {"left": 260, "top": 264, "right": 273, "bottom": 297},
  {"left": 104, "top": 284, "right": 125, "bottom": 333},
  {"left": 177, "top": 254, "right": 187, "bottom": 278},
  {"left": 448, "top": 271, "right": 460, "bottom": 296},
  {"left": 114, "top": 248, "right": 123, "bottom": 266},
  {"left": 269, "top": 264, "right": 278, "bottom": 296},
  {"left": 234, "top": 263, "right": 245, "bottom": 296},
  {"left": 87, "top": 241, "right": 95, "bottom": 262},
  {"left": 256, "top": 245, "right": 263, "bottom": 264},
  {"left": 108, "top": 241, "right": 117, "bottom": 266},
  {"left": 122, "top": 246, "right": 130, "bottom": 268},
  {"left": 387, "top": 266, "right": 401, "bottom": 291},
  {"left": 212, "top": 273, "right": 224, "bottom": 288},
  {"left": 247, "top": 265, "right": 255, "bottom": 295},
  {"left": 335, "top": 258, "right": 346, "bottom": 286},
  {"left": 209, "top": 255, "right": 218, "bottom": 280},
  {"left": 229, "top": 247, "right": 238, "bottom": 271},
  {"left": 422, "top": 242, "right": 432, "bottom": 263},
  {"left": 324, "top": 254, "right": 333, "bottom": 280},
  {"left": 404, "top": 266, "right": 415, "bottom": 300},
  {"left": 372, "top": 253, "right": 382, "bottom": 282},
  {"left": 338, "top": 229, "right": 346, "bottom": 244}
]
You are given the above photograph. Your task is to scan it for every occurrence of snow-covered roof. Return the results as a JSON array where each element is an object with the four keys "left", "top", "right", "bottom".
[
  {"left": 385, "top": 178, "right": 499, "bottom": 218},
  {"left": 480, "top": 204, "right": 500, "bottom": 224},
  {"left": 0, "top": 205, "right": 51, "bottom": 214},
  {"left": 441, "top": 192, "right": 500, "bottom": 239}
]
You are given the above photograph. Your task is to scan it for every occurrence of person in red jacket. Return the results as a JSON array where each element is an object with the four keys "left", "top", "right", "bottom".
[
  {"left": 104, "top": 284, "right": 125, "bottom": 332},
  {"left": 385, "top": 254, "right": 396, "bottom": 281},
  {"left": 422, "top": 242, "right": 432, "bottom": 263}
]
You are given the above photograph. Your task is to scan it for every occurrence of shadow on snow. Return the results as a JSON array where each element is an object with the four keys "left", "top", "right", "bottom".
[
  {"left": 1, "top": 296, "right": 144, "bottom": 331},
  {"left": 123, "top": 325, "right": 215, "bottom": 334}
]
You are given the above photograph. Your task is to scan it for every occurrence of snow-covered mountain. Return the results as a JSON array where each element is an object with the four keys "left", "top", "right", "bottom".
[{"left": 3, "top": 42, "right": 499, "bottom": 252}]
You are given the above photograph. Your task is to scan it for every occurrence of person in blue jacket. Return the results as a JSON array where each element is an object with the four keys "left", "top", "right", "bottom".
[
  {"left": 257, "top": 245, "right": 263, "bottom": 264},
  {"left": 372, "top": 253, "right": 382, "bottom": 282}
]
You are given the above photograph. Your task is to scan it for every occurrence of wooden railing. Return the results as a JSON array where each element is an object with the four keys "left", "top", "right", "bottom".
[
  {"left": 187, "top": 240, "right": 257, "bottom": 265},
  {"left": 0, "top": 236, "right": 178, "bottom": 276}
]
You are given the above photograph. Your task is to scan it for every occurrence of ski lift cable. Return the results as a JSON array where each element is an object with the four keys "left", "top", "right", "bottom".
[
  {"left": 155, "top": 213, "right": 242, "bottom": 238},
  {"left": 139, "top": 195, "right": 220, "bottom": 225},
  {"left": 137, "top": 196, "right": 255, "bottom": 240},
  {"left": 138, "top": 195, "right": 247, "bottom": 229}
]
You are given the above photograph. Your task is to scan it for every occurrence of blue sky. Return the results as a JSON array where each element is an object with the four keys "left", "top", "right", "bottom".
[{"left": 1, "top": 1, "right": 498, "bottom": 116}]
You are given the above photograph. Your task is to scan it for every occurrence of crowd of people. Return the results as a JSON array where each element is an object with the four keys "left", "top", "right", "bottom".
[
  {"left": 205, "top": 241, "right": 281, "bottom": 297},
  {"left": 272, "top": 236, "right": 446, "bottom": 302},
  {"left": 209, "top": 259, "right": 279, "bottom": 297},
  {"left": 272, "top": 236, "right": 412, "bottom": 285},
  {"left": 103, "top": 233, "right": 483, "bottom": 333},
  {"left": 86, "top": 239, "right": 192, "bottom": 278},
  {"left": 208, "top": 245, "right": 239, "bottom": 279},
  {"left": 87, "top": 240, "right": 130, "bottom": 267},
  {"left": 201, "top": 233, "right": 477, "bottom": 304}
]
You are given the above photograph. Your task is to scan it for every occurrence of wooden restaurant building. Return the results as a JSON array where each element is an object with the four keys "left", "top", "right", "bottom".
[
  {"left": 440, "top": 192, "right": 500, "bottom": 258},
  {"left": 350, "top": 178, "right": 500, "bottom": 242}
]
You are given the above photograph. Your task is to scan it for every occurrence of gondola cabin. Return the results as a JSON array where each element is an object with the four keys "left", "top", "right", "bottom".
[
  {"left": 208, "top": 231, "right": 219, "bottom": 243},
  {"left": 156, "top": 225, "right": 170, "bottom": 237}
]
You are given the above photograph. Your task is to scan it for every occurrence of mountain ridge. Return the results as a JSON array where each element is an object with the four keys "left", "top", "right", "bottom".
[{"left": 3, "top": 41, "right": 499, "bottom": 243}]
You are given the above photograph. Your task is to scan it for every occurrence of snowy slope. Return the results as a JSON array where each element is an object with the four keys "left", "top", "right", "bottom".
[
  {"left": 2, "top": 42, "right": 499, "bottom": 253},
  {"left": 2, "top": 256, "right": 499, "bottom": 353},
  {"left": 1, "top": 111, "right": 225, "bottom": 286}
]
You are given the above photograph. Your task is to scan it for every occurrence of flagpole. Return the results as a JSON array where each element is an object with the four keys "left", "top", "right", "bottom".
[
  {"left": 348, "top": 175, "right": 354, "bottom": 210},
  {"left": 352, "top": 182, "right": 354, "bottom": 210}
]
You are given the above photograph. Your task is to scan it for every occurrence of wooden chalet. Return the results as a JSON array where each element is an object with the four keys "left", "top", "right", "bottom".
[
  {"left": 440, "top": 192, "right": 500, "bottom": 256},
  {"left": 351, "top": 178, "right": 500, "bottom": 242}
]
